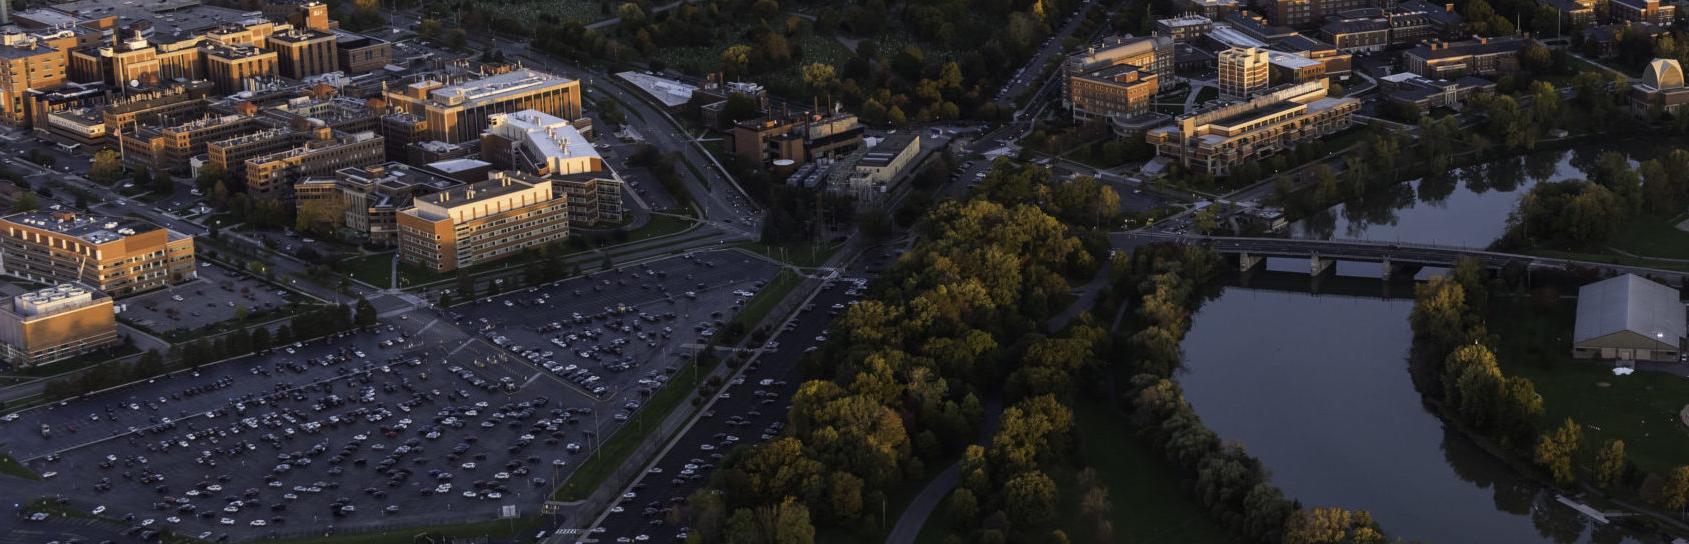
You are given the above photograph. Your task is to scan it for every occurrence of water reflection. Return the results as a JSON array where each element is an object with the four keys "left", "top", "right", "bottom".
[
  {"left": 1178, "top": 273, "right": 1647, "bottom": 543},
  {"left": 1289, "top": 142, "right": 1671, "bottom": 248}
]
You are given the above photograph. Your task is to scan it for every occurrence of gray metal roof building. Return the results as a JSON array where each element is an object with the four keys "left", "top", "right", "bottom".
[{"left": 1573, "top": 274, "right": 1685, "bottom": 361}]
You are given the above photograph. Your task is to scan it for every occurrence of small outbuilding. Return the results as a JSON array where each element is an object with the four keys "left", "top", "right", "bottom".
[{"left": 1573, "top": 274, "right": 1685, "bottom": 362}]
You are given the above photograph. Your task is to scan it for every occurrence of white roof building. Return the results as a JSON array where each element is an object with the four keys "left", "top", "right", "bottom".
[
  {"left": 1573, "top": 274, "right": 1685, "bottom": 361},
  {"left": 485, "top": 109, "right": 602, "bottom": 176}
]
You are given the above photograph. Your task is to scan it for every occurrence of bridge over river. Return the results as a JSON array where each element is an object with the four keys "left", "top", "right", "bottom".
[{"left": 1110, "top": 232, "right": 1689, "bottom": 285}]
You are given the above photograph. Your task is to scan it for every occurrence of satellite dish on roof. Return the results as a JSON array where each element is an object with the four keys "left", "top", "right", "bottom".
[{"left": 129, "top": 79, "right": 141, "bottom": 88}]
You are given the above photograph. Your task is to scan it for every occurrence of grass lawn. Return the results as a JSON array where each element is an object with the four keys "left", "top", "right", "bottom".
[
  {"left": 552, "top": 357, "right": 715, "bottom": 501},
  {"left": 730, "top": 270, "right": 801, "bottom": 332},
  {"left": 1194, "top": 86, "right": 1218, "bottom": 104},
  {"left": 203, "top": 213, "right": 242, "bottom": 229},
  {"left": 1490, "top": 297, "right": 1689, "bottom": 476},
  {"left": 1605, "top": 213, "right": 1689, "bottom": 260},
  {"left": 912, "top": 396, "right": 1231, "bottom": 543},
  {"left": 263, "top": 516, "right": 545, "bottom": 544},
  {"left": 334, "top": 253, "right": 395, "bottom": 289},
  {"left": 0, "top": 449, "right": 40, "bottom": 480},
  {"left": 1516, "top": 248, "right": 1689, "bottom": 272},
  {"left": 1068, "top": 396, "right": 1233, "bottom": 543},
  {"left": 627, "top": 214, "right": 697, "bottom": 242},
  {"left": 733, "top": 241, "right": 839, "bottom": 268}
]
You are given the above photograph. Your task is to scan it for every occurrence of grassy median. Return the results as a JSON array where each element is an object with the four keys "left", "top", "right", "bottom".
[
  {"left": 551, "top": 356, "right": 716, "bottom": 502},
  {"left": 262, "top": 516, "right": 545, "bottom": 544},
  {"left": 0, "top": 449, "right": 39, "bottom": 480}
]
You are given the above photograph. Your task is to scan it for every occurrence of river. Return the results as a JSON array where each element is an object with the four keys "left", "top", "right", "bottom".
[
  {"left": 1288, "top": 141, "right": 1670, "bottom": 248},
  {"left": 1176, "top": 265, "right": 1647, "bottom": 544}
]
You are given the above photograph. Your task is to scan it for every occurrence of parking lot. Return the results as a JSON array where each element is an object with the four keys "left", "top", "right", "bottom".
[
  {"left": 121, "top": 263, "right": 296, "bottom": 335},
  {"left": 590, "top": 277, "right": 868, "bottom": 542},
  {"left": 0, "top": 249, "right": 778, "bottom": 542}
]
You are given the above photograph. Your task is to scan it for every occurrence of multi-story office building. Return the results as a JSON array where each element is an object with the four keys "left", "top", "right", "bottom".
[
  {"left": 70, "top": 31, "right": 205, "bottom": 87},
  {"left": 0, "top": 211, "right": 196, "bottom": 296},
  {"left": 0, "top": 34, "right": 74, "bottom": 126},
  {"left": 1320, "top": 2, "right": 1464, "bottom": 53},
  {"left": 1610, "top": 0, "right": 1675, "bottom": 25},
  {"left": 850, "top": 133, "right": 922, "bottom": 191},
  {"left": 0, "top": 283, "right": 118, "bottom": 368},
  {"left": 1180, "top": 0, "right": 1241, "bottom": 19},
  {"left": 1157, "top": 15, "right": 1215, "bottom": 43},
  {"left": 203, "top": 44, "right": 278, "bottom": 94},
  {"left": 1219, "top": 47, "right": 1271, "bottom": 98},
  {"left": 205, "top": 126, "right": 300, "bottom": 180},
  {"left": 243, "top": 129, "right": 383, "bottom": 197},
  {"left": 550, "top": 174, "right": 623, "bottom": 226},
  {"left": 121, "top": 112, "right": 265, "bottom": 172},
  {"left": 1381, "top": 72, "right": 1496, "bottom": 112},
  {"left": 1069, "top": 65, "right": 1160, "bottom": 122},
  {"left": 1261, "top": 0, "right": 1377, "bottom": 27},
  {"left": 294, "top": 163, "right": 462, "bottom": 246},
  {"left": 727, "top": 112, "right": 865, "bottom": 166},
  {"left": 267, "top": 28, "right": 337, "bottom": 79},
  {"left": 1063, "top": 35, "right": 1173, "bottom": 110},
  {"left": 264, "top": 95, "right": 379, "bottom": 133},
  {"left": 101, "top": 82, "right": 213, "bottom": 128},
  {"left": 479, "top": 109, "right": 624, "bottom": 226},
  {"left": 335, "top": 33, "right": 392, "bottom": 74},
  {"left": 396, "top": 171, "right": 570, "bottom": 272},
  {"left": 1542, "top": 0, "right": 1596, "bottom": 26},
  {"left": 481, "top": 109, "right": 604, "bottom": 176},
  {"left": 24, "top": 81, "right": 108, "bottom": 136},
  {"left": 382, "top": 69, "right": 581, "bottom": 144},
  {"left": 1402, "top": 36, "right": 1530, "bottom": 79},
  {"left": 1146, "top": 79, "right": 1359, "bottom": 175}
]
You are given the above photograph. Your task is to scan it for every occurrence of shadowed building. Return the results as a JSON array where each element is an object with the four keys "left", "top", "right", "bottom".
[
  {"left": 0, "top": 283, "right": 118, "bottom": 368},
  {"left": 1572, "top": 274, "right": 1684, "bottom": 362}
]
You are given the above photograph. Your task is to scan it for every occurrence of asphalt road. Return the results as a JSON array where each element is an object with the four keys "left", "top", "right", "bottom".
[{"left": 589, "top": 285, "right": 859, "bottom": 542}]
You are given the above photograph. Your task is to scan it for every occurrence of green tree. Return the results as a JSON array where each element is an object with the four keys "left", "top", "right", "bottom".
[
  {"left": 1282, "top": 507, "right": 1385, "bottom": 544},
  {"left": 801, "top": 63, "right": 837, "bottom": 97},
  {"left": 455, "top": 270, "right": 474, "bottom": 300},
  {"left": 12, "top": 192, "right": 37, "bottom": 212},
  {"left": 89, "top": 148, "right": 124, "bottom": 184},
  {"left": 721, "top": 44, "right": 753, "bottom": 78},
  {"left": 354, "top": 297, "right": 377, "bottom": 328},
  {"left": 946, "top": 488, "right": 979, "bottom": 527},
  {"left": 1595, "top": 439, "right": 1626, "bottom": 488},
  {"left": 1534, "top": 417, "right": 1582, "bottom": 486},
  {"left": 1660, "top": 466, "right": 1689, "bottom": 512},
  {"left": 1004, "top": 470, "right": 1058, "bottom": 527}
]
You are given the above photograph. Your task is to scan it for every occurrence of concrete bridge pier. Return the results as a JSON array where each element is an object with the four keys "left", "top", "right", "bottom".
[
  {"left": 1381, "top": 259, "right": 1421, "bottom": 281},
  {"left": 1310, "top": 254, "right": 1336, "bottom": 293},
  {"left": 1238, "top": 252, "right": 1265, "bottom": 273},
  {"left": 1310, "top": 254, "right": 1335, "bottom": 276}
]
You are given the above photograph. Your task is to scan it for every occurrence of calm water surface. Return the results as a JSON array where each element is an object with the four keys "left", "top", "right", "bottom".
[
  {"left": 1177, "top": 266, "right": 1646, "bottom": 543},
  {"left": 1289, "top": 142, "right": 1670, "bottom": 248}
]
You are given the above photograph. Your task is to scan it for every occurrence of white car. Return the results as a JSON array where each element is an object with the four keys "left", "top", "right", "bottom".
[
  {"left": 461, "top": 462, "right": 476, "bottom": 470},
  {"left": 219, "top": 518, "right": 235, "bottom": 525},
  {"left": 251, "top": 519, "right": 267, "bottom": 527},
  {"left": 91, "top": 506, "right": 106, "bottom": 515}
]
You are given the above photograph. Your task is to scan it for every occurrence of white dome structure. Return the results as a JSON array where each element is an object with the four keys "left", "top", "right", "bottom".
[{"left": 1644, "top": 58, "right": 1685, "bottom": 90}]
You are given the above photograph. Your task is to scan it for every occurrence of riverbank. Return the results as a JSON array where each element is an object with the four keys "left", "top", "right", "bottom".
[{"left": 1408, "top": 269, "right": 1689, "bottom": 540}]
